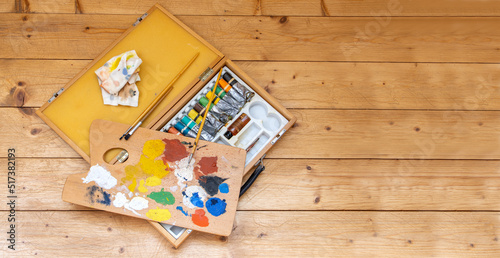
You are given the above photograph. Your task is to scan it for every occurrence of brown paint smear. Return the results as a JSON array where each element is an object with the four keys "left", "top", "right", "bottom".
[
  {"left": 162, "top": 139, "right": 188, "bottom": 163},
  {"left": 200, "top": 157, "right": 218, "bottom": 173},
  {"left": 194, "top": 156, "right": 218, "bottom": 180}
]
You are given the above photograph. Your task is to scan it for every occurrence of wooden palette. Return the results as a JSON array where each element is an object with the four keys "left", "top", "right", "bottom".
[{"left": 62, "top": 119, "right": 246, "bottom": 236}]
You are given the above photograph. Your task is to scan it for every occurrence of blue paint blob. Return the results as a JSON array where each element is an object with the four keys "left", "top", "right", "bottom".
[
  {"left": 205, "top": 198, "right": 227, "bottom": 217},
  {"left": 122, "top": 68, "right": 128, "bottom": 75},
  {"left": 176, "top": 206, "right": 190, "bottom": 216},
  {"left": 86, "top": 185, "right": 111, "bottom": 206},
  {"left": 190, "top": 192, "right": 204, "bottom": 208},
  {"left": 198, "top": 176, "right": 227, "bottom": 196},
  {"left": 100, "top": 191, "right": 111, "bottom": 206},
  {"left": 219, "top": 183, "right": 229, "bottom": 194}
]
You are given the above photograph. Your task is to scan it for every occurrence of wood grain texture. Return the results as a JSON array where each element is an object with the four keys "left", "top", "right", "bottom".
[
  {"left": 2, "top": 1, "right": 500, "bottom": 254},
  {"left": 15, "top": 0, "right": 500, "bottom": 16},
  {"left": 1, "top": 210, "right": 499, "bottom": 256},
  {"left": 74, "top": 0, "right": 259, "bottom": 15},
  {"left": 19, "top": 0, "right": 75, "bottom": 13},
  {"left": 4, "top": 60, "right": 500, "bottom": 110},
  {"left": 0, "top": 59, "right": 82, "bottom": 107},
  {"left": 0, "top": 1, "right": 14, "bottom": 12},
  {"left": 4, "top": 158, "right": 500, "bottom": 211},
  {"left": 261, "top": 0, "right": 500, "bottom": 17},
  {"left": 2, "top": 108, "right": 499, "bottom": 159},
  {"left": 2, "top": 14, "right": 500, "bottom": 62}
]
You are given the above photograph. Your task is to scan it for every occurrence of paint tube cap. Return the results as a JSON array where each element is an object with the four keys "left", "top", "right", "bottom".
[
  {"left": 199, "top": 97, "right": 214, "bottom": 110},
  {"left": 212, "top": 85, "right": 227, "bottom": 99},
  {"left": 188, "top": 110, "right": 202, "bottom": 124},
  {"left": 218, "top": 79, "right": 232, "bottom": 92},
  {"left": 224, "top": 130, "right": 233, "bottom": 139},
  {"left": 194, "top": 103, "right": 204, "bottom": 113},
  {"left": 174, "top": 122, "right": 185, "bottom": 134},
  {"left": 181, "top": 116, "right": 196, "bottom": 129},
  {"left": 222, "top": 73, "right": 236, "bottom": 86},
  {"left": 205, "top": 91, "right": 220, "bottom": 104},
  {"left": 167, "top": 127, "right": 181, "bottom": 135}
]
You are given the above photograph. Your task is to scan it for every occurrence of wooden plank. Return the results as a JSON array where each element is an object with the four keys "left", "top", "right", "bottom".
[
  {"left": 31, "top": 0, "right": 500, "bottom": 16},
  {"left": 74, "top": 0, "right": 259, "bottom": 15},
  {"left": 2, "top": 210, "right": 499, "bottom": 255},
  {"left": 4, "top": 158, "right": 500, "bottom": 211},
  {"left": 3, "top": 14, "right": 500, "bottom": 62},
  {"left": 238, "top": 61, "right": 500, "bottom": 110},
  {"left": 25, "top": 0, "right": 75, "bottom": 14},
  {"left": 4, "top": 60, "right": 500, "bottom": 111},
  {"left": 0, "top": 0, "right": 75, "bottom": 13},
  {"left": 1, "top": 108, "right": 500, "bottom": 159},
  {"left": 0, "top": 1, "right": 15, "bottom": 12},
  {"left": 0, "top": 158, "right": 89, "bottom": 211},
  {"left": 261, "top": 0, "right": 500, "bottom": 17},
  {"left": 0, "top": 60, "right": 82, "bottom": 107}
]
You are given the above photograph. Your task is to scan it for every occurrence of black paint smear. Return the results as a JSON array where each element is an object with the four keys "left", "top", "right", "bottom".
[
  {"left": 86, "top": 185, "right": 111, "bottom": 206},
  {"left": 198, "top": 176, "right": 227, "bottom": 196},
  {"left": 181, "top": 141, "right": 193, "bottom": 147},
  {"left": 197, "top": 144, "right": 208, "bottom": 150}
]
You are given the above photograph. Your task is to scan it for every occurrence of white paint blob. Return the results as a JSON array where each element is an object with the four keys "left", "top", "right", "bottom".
[
  {"left": 112, "top": 192, "right": 149, "bottom": 216},
  {"left": 182, "top": 186, "right": 207, "bottom": 209},
  {"left": 113, "top": 192, "right": 128, "bottom": 208},
  {"left": 129, "top": 197, "right": 149, "bottom": 211},
  {"left": 172, "top": 157, "right": 195, "bottom": 187},
  {"left": 82, "top": 164, "right": 117, "bottom": 189},
  {"left": 170, "top": 185, "right": 178, "bottom": 193}
]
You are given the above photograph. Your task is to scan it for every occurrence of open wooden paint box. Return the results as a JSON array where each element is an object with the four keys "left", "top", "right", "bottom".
[{"left": 36, "top": 4, "right": 296, "bottom": 247}]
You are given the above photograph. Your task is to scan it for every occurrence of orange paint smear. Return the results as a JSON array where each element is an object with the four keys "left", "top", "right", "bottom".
[{"left": 192, "top": 209, "right": 209, "bottom": 227}]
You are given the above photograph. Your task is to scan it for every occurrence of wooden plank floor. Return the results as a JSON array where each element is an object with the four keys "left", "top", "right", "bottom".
[{"left": 1, "top": 0, "right": 500, "bottom": 256}]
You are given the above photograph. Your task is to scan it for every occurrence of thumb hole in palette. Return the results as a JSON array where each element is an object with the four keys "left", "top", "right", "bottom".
[{"left": 103, "top": 148, "right": 129, "bottom": 165}]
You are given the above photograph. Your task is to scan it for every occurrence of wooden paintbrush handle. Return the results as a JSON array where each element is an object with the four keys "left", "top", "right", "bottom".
[
  {"left": 191, "top": 67, "right": 223, "bottom": 154},
  {"left": 130, "top": 52, "right": 199, "bottom": 128}
]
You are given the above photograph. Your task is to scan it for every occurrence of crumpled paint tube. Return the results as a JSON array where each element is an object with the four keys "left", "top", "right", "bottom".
[
  {"left": 200, "top": 96, "right": 239, "bottom": 119},
  {"left": 188, "top": 110, "right": 220, "bottom": 136},
  {"left": 207, "top": 89, "right": 244, "bottom": 113},
  {"left": 181, "top": 116, "right": 214, "bottom": 141},
  {"left": 216, "top": 79, "right": 246, "bottom": 107},
  {"left": 194, "top": 102, "right": 230, "bottom": 125},
  {"left": 222, "top": 73, "right": 255, "bottom": 103}
]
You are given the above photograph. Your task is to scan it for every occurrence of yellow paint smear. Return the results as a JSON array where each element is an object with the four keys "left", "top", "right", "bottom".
[
  {"left": 145, "top": 176, "right": 161, "bottom": 187},
  {"left": 146, "top": 207, "right": 171, "bottom": 221},
  {"left": 122, "top": 164, "right": 146, "bottom": 192},
  {"left": 138, "top": 155, "right": 169, "bottom": 178},
  {"left": 142, "top": 139, "right": 165, "bottom": 159},
  {"left": 128, "top": 179, "right": 137, "bottom": 192},
  {"left": 138, "top": 179, "right": 148, "bottom": 193}
]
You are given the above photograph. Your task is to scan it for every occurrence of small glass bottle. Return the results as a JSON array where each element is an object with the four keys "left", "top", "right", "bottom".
[{"left": 224, "top": 113, "right": 251, "bottom": 139}]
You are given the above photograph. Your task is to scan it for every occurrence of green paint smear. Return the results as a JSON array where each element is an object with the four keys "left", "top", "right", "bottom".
[{"left": 147, "top": 188, "right": 175, "bottom": 205}]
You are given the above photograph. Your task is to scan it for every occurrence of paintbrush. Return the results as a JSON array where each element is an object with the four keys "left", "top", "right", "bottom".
[
  {"left": 187, "top": 67, "right": 223, "bottom": 165},
  {"left": 120, "top": 52, "right": 200, "bottom": 140}
]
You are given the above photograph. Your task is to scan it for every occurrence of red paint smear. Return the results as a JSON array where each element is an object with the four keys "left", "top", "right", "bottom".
[
  {"left": 162, "top": 139, "right": 188, "bottom": 163},
  {"left": 198, "top": 156, "right": 218, "bottom": 175},
  {"left": 192, "top": 209, "right": 209, "bottom": 227}
]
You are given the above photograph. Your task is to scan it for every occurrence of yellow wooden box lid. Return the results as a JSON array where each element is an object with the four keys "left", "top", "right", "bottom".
[{"left": 36, "top": 4, "right": 223, "bottom": 162}]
